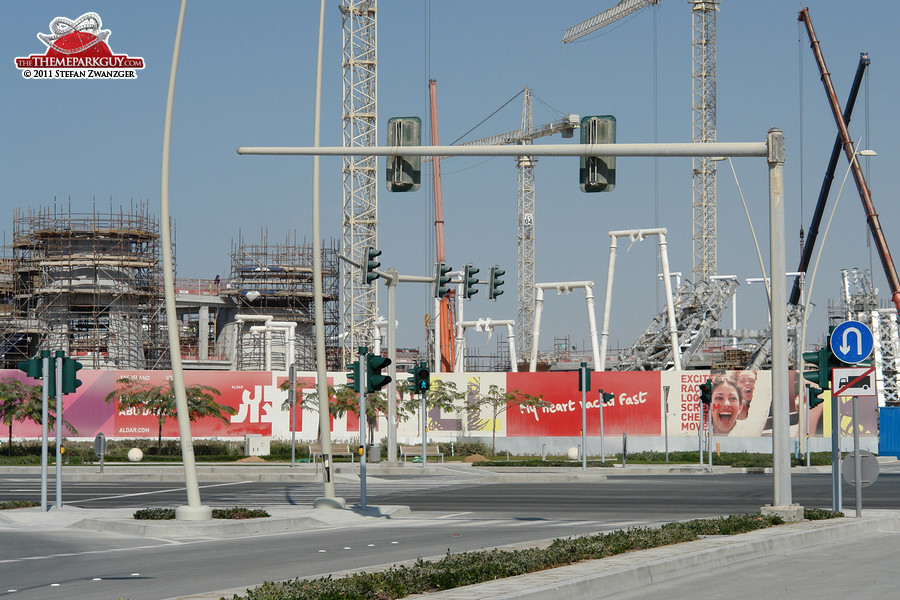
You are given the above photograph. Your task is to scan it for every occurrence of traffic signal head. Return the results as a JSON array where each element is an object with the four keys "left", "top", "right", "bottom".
[
  {"left": 347, "top": 360, "right": 361, "bottom": 393},
  {"left": 408, "top": 362, "right": 430, "bottom": 393},
  {"left": 462, "top": 264, "right": 480, "bottom": 299},
  {"left": 580, "top": 115, "right": 616, "bottom": 192},
  {"left": 434, "top": 261, "right": 452, "bottom": 299},
  {"left": 386, "top": 116, "right": 422, "bottom": 192},
  {"left": 61, "top": 356, "right": 83, "bottom": 394},
  {"left": 17, "top": 351, "right": 55, "bottom": 397},
  {"left": 17, "top": 357, "right": 42, "bottom": 379},
  {"left": 577, "top": 362, "right": 591, "bottom": 392},
  {"left": 487, "top": 266, "right": 505, "bottom": 300},
  {"left": 809, "top": 385, "right": 825, "bottom": 409},
  {"left": 366, "top": 354, "right": 392, "bottom": 393},
  {"left": 802, "top": 346, "right": 830, "bottom": 391},
  {"left": 601, "top": 391, "right": 614, "bottom": 403},
  {"left": 362, "top": 246, "right": 382, "bottom": 285},
  {"left": 699, "top": 379, "right": 712, "bottom": 405}
]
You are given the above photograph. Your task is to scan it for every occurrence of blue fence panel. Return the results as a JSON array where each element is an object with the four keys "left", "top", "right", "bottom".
[{"left": 878, "top": 406, "right": 900, "bottom": 457}]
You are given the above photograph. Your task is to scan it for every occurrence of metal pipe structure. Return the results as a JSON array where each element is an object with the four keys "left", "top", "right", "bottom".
[
  {"left": 529, "top": 282, "right": 600, "bottom": 372},
  {"left": 238, "top": 129, "right": 785, "bottom": 510},
  {"left": 599, "top": 229, "right": 680, "bottom": 371},
  {"left": 799, "top": 9, "right": 900, "bottom": 314},
  {"left": 454, "top": 319, "right": 518, "bottom": 373},
  {"left": 789, "top": 52, "right": 869, "bottom": 306},
  {"left": 239, "top": 142, "right": 767, "bottom": 159}
]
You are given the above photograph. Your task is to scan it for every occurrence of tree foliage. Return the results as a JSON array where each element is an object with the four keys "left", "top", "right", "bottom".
[
  {"left": 104, "top": 378, "right": 233, "bottom": 455},
  {"left": 0, "top": 377, "right": 77, "bottom": 456},
  {"left": 470, "top": 385, "right": 548, "bottom": 454}
]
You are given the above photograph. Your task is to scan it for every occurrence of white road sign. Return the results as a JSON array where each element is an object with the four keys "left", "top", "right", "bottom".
[{"left": 832, "top": 366, "right": 876, "bottom": 396}]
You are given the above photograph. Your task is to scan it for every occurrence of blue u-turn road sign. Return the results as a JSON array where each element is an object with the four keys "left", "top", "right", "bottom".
[{"left": 830, "top": 320, "right": 874, "bottom": 364}]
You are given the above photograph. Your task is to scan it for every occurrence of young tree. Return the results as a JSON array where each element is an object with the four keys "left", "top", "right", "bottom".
[
  {"left": 104, "top": 378, "right": 234, "bottom": 455},
  {"left": 0, "top": 377, "right": 77, "bottom": 456},
  {"left": 472, "top": 385, "right": 548, "bottom": 455},
  {"left": 277, "top": 380, "right": 359, "bottom": 441},
  {"left": 400, "top": 378, "right": 465, "bottom": 433}
]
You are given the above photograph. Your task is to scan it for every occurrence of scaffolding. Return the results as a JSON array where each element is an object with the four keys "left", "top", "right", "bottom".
[
  {"left": 225, "top": 231, "right": 340, "bottom": 372},
  {"left": 0, "top": 203, "right": 165, "bottom": 369}
]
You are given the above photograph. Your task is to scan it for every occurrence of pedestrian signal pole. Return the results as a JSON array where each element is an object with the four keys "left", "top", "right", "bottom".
[
  {"left": 54, "top": 350, "right": 63, "bottom": 509},
  {"left": 358, "top": 347, "right": 368, "bottom": 510},
  {"left": 421, "top": 385, "right": 428, "bottom": 470}
]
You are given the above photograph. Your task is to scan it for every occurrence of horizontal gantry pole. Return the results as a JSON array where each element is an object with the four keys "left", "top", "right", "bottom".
[{"left": 237, "top": 142, "right": 768, "bottom": 158}]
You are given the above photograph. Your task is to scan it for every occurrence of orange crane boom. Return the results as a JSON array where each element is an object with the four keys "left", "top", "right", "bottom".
[{"left": 429, "top": 79, "right": 456, "bottom": 371}]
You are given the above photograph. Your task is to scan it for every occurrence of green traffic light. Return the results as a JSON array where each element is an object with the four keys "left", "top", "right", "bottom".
[
  {"left": 434, "top": 262, "right": 452, "bottom": 299},
  {"left": 463, "top": 264, "right": 480, "bottom": 299},
  {"left": 363, "top": 246, "right": 382, "bottom": 285},
  {"left": 487, "top": 266, "right": 505, "bottom": 300},
  {"left": 347, "top": 360, "right": 361, "bottom": 393},
  {"left": 366, "top": 354, "right": 392, "bottom": 393}
]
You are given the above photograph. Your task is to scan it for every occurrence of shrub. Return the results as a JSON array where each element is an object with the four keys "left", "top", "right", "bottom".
[
  {"left": 439, "top": 441, "right": 492, "bottom": 457},
  {"left": 0, "top": 500, "right": 40, "bottom": 510},
  {"left": 133, "top": 506, "right": 270, "bottom": 520},
  {"left": 233, "top": 513, "right": 807, "bottom": 600}
]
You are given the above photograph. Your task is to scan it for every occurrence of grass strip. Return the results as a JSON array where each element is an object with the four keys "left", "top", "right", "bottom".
[{"left": 228, "top": 509, "right": 841, "bottom": 600}]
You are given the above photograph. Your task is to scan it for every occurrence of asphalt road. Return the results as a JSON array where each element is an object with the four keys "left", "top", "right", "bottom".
[
  {"left": 5, "top": 471, "right": 899, "bottom": 517},
  {"left": 2, "top": 470, "right": 899, "bottom": 600}
]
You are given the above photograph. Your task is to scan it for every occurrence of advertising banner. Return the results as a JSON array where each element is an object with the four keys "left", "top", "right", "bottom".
[
  {"left": 111, "top": 371, "right": 273, "bottom": 437},
  {"left": 506, "top": 371, "right": 661, "bottom": 436},
  {"left": 663, "top": 370, "right": 772, "bottom": 437}
]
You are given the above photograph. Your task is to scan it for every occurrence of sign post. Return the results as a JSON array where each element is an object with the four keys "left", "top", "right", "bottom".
[
  {"left": 832, "top": 364, "right": 878, "bottom": 517},
  {"left": 94, "top": 433, "right": 107, "bottom": 474}
]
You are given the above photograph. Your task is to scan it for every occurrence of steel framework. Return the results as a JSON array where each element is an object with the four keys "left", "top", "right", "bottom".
[
  {"left": 516, "top": 89, "right": 537, "bottom": 363},
  {"left": 340, "top": 0, "right": 378, "bottom": 367},
  {"left": 691, "top": 0, "right": 719, "bottom": 281}
]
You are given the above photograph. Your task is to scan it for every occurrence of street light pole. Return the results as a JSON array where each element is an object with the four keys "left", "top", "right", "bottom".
[
  {"left": 160, "top": 0, "right": 209, "bottom": 521},
  {"left": 311, "top": 0, "right": 341, "bottom": 508}
]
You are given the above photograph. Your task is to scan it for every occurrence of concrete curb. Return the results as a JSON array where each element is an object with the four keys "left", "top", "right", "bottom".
[
  {"left": 69, "top": 504, "right": 412, "bottom": 538},
  {"left": 411, "top": 512, "right": 900, "bottom": 599}
]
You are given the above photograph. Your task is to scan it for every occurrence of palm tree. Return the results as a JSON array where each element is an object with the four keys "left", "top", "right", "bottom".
[
  {"left": 0, "top": 377, "right": 77, "bottom": 456},
  {"left": 104, "top": 378, "right": 234, "bottom": 456}
]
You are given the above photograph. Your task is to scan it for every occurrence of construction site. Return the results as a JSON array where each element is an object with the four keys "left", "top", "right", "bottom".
[
  {"left": 0, "top": 205, "right": 342, "bottom": 373},
  {"left": 1, "top": 2, "right": 899, "bottom": 415}
]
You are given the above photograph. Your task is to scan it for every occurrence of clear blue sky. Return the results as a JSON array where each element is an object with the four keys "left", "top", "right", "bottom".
[{"left": 4, "top": 1, "right": 900, "bottom": 354}]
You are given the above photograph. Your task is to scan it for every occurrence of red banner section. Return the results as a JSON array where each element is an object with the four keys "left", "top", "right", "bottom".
[
  {"left": 111, "top": 371, "right": 273, "bottom": 437},
  {"left": 506, "top": 371, "right": 661, "bottom": 436}
]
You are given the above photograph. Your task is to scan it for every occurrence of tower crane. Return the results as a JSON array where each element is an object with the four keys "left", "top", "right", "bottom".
[
  {"left": 563, "top": 0, "right": 720, "bottom": 283},
  {"left": 340, "top": 0, "right": 379, "bottom": 367},
  {"left": 454, "top": 87, "right": 579, "bottom": 363}
]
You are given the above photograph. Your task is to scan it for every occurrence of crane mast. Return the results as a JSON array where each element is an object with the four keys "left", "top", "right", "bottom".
[
  {"left": 340, "top": 1, "right": 379, "bottom": 366},
  {"left": 691, "top": 0, "right": 719, "bottom": 282}
]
